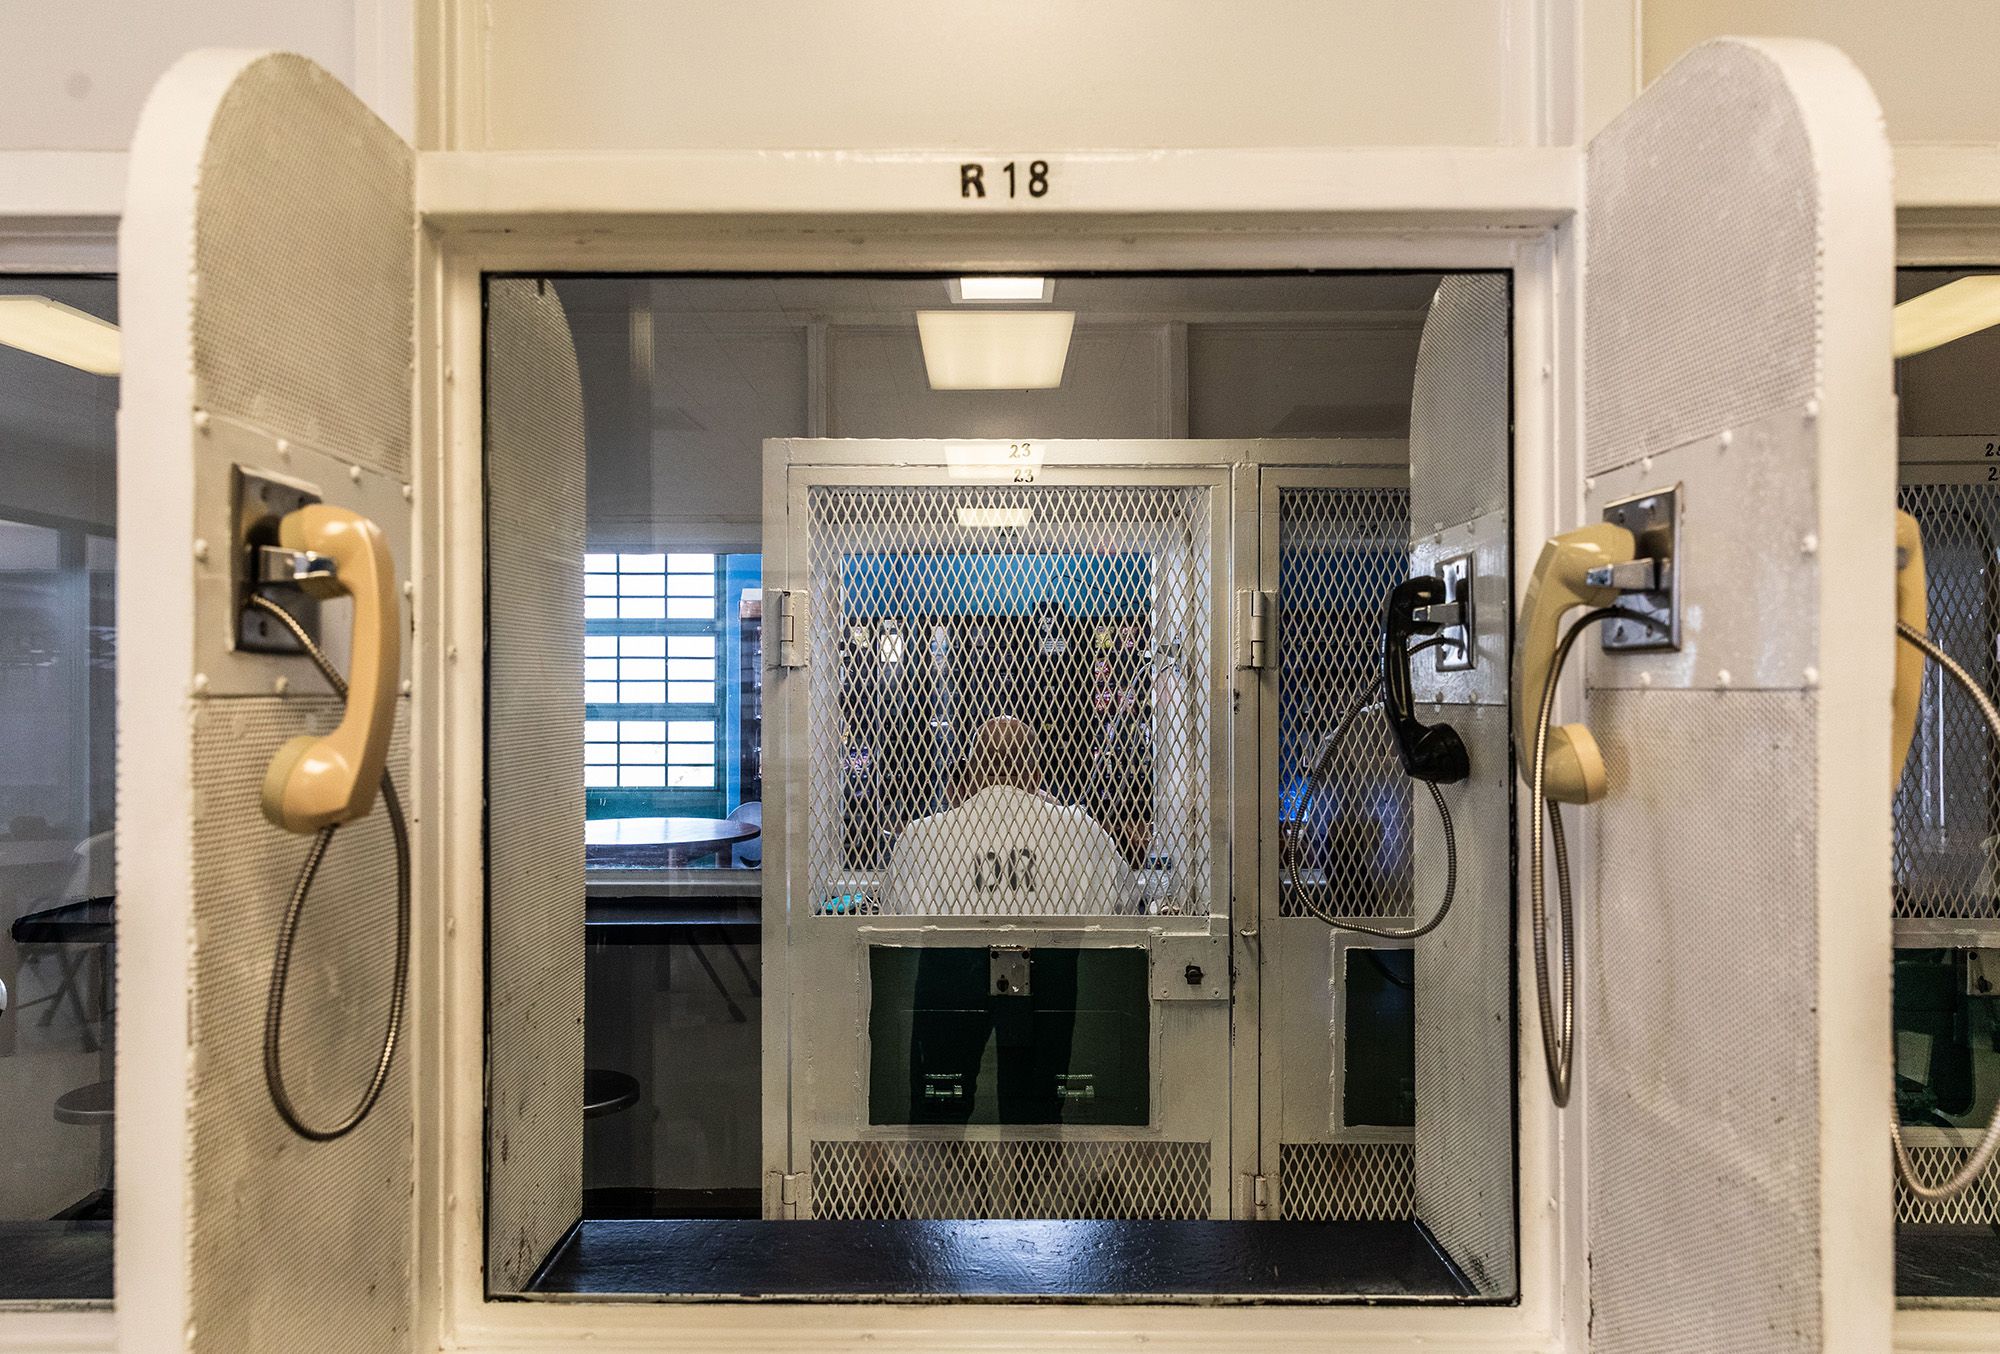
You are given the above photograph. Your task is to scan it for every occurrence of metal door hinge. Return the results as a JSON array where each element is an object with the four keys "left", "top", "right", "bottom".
[
  {"left": 770, "top": 589, "right": 809, "bottom": 668},
  {"left": 1251, "top": 1173, "right": 1272, "bottom": 1217},
  {"left": 771, "top": 1170, "right": 810, "bottom": 1218},
  {"left": 1235, "top": 590, "right": 1275, "bottom": 670}
]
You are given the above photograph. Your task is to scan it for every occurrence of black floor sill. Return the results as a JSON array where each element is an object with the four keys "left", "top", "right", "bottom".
[{"left": 526, "top": 1218, "right": 1483, "bottom": 1302}]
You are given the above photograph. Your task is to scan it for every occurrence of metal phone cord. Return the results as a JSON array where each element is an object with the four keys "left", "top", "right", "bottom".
[
  {"left": 1528, "top": 605, "right": 1648, "bottom": 1109},
  {"left": 1892, "top": 619, "right": 2000, "bottom": 1200},
  {"left": 249, "top": 593, "right": 411, "bottom": 1142},
  {"left": 1281, "top": 671, "right": 1457, "bottom": 940}
]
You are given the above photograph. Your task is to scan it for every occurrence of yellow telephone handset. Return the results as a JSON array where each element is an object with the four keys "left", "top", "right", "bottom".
[
  {"left": 1891, "top": 508, "right": 1927, "bottom": 790},
  {"left": 260, "top": 504, "right": 399, "bottom": 832},
  {"left": 1512, "top": 521, "right": 1638, "bottom": 803}
]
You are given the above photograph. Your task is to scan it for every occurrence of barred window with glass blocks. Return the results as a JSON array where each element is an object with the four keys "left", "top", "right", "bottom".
[{"left": 584, "top": 552, "right": 723, "bottom": 808}]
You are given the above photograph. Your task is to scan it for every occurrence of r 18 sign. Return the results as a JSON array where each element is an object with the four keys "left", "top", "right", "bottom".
[{"left": 960, "top": 160, "right": 1051, "bottom": 200}]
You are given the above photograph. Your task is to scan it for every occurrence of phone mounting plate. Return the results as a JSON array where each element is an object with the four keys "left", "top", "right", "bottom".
[
  {"left": 1435, "top": 552, "right": 1475, "bottom": 671},
  {"left": 1599, "top": 486, "right": 1681, "bottom": 653},
  {"left": 233, "top": 467, "right": 323, "bottom": 654}
]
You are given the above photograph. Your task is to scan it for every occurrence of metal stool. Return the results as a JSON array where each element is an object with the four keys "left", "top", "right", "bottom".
[{"left": 584, "top": 1068, "right": 640, "bottom": 1120}]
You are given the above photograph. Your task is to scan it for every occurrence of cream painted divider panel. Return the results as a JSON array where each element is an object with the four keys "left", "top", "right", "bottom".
[
  {"left": 120, "top": 51, "right": 416, "bottom": 1353},
  {"left": 1579, "top": 38, "right": 1894, "bottom": 1352}
]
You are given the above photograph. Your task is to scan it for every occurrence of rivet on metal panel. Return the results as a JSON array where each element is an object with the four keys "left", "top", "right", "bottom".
[
  {"left": 1805, "top": 399, "right": 1820, "bottom": 422},
  {"left": 401, "top": 483, "right": 412, "bottom": 501},
  {"left": 273, "top": 676, "right": 289, "bottom": 697},
  {"left": 1803, "top": 667, "right": 1819, "bottom": 687},
  {"left": 193, "top": 538, "right": 209, "bottom": 561},
  {"left": 1718, "top": 669, "right": 1733, "bottom": 687},
  {"left": 1718, "top": 430, "right": 1734, "bottom": 451},
  {"left": 191, "top": 673, "right": 209, "bottom": 695},
  {"left": 1642, "top": 456, "right": 1654, "bottom": 473},
  {"left": 194, "top": 409, "right": 210, "bottom": 432},
  {"left": 277, "top": 437, "right": 290, "bottom": 457},
  {"left": 1639, "top": 671, "right": 1653, "bottom": 688},
  {"left": 349, "top": 464, "right": 362, "bottom": 483},
  {"left": 1585, "top": 477, "right": 1596, "bottom": 492},
  {"left": 403, "top": 581, "right": 414, "bottom": 598},
  {"left": 447, "top": 645, "right": 458, "bottom": 662},
  {"left": 1801, "top": 533, "right": 1818, "bottom": 555},
  {"left": 399, "top": 679, "right": 412, "bottom": 696},
  {"left": 444, "top": 366, "right": 455, "bottom": 383}
]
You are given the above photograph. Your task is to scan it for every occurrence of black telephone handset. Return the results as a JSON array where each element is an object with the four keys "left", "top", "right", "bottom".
[{"left": 1381, "top": 576, "right": 1469, "bottom": 785}]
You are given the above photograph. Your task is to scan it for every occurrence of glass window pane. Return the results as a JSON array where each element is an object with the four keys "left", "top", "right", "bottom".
[
  {"left": 667, "top": 742, "right": 712, "bottom": 766},
  {"left": 585, "top": 597, "right": 617, "bottom": 619},
  {"left": 667, "top": 552, "right": 714, "bottom": 571},
  {"left": 666, "top": 573, "right": 712, "bottom": 597},
  {"left": 585, "top": 552, "right": 618, "bottom": 572},
  {"left": 584, "top": 744, "right": 617, "bottom": 766},
  {"left": 584, "top": 720, "right": 619, "bottom": 740},
  {"left": 619, "top": 598, "right": 666, "bottom": 620},
  {"left": 621, "top": 681, "right": 666, "bottom": 704},
  {"left": 585, "top": 636, "right": 617, "bottom": 658},
  {"left": 619, "top": 766, "right": 666, "bottom": 788},
  {"left": 584, "top": 766, "right": 617, "bottom": 788},
  {"left": 667, "top": 635, "right": 715, "bottom": 658},
  {"left": 618, "top": 552, "right": 665, "bottom": 571},
  {"left": 665, "top": 597, "right": 713, "bottom": 620},
  {"left": 619, "top": 720, "right": 666, "bottom": 741},
  {"left": 584, "top": 681, "right": 618, "bottom": 703},
  {"left": 620, "top": 743, "right": 666, "bottom": 765},
  {"left": 585, "top": 658, "right": 617, "bottom": 681},
  {"left": 668, "top": 720, "right": 715, "bottom": 742},
  {"left": 618, "top": 573, "right": 666, "bottom": 597},
  {"left": 618, "top": 658, "right": 666, "bottom": 681},
  {"left": 619, "top": 635, "right": 667, "bottom": 657},
  {"left": 666, "top": 766, "right": 717, "bottom": 789},
  {"left": 667, "top": 681, "right": 713, "bottom": 705},
  {"left": 584, "top": 574, "right": 616, "bottom": 597},
  {"left": 666, "top": 658, "right": 714, "bottom": 682}
]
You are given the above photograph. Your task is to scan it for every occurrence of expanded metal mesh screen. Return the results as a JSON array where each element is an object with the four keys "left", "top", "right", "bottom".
[
  {"left": 1278, "top": 1142, "right": 1414, "bottom": 1221},
  {"left": 1897, "top": 1143, "right": 2000, "bottom": 1226},
  {"left": 809, "top": 1139, "right": 1212, "bottom": 1220},
  {"left": 804, "top": 483, "right": 1213, "bottom": 918},
  {"left": 1276, "top": 486, "right": 1413, "bottom": 918},
  {"left": 1895, "top": 481, "right": 2000, "bottom": 921}
]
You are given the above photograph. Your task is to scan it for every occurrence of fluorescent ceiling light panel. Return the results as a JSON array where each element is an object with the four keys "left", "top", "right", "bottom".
[
  {"left": 945, "top": 441, "right": 1045, "bottom": 480},
  {"left": 949, "top": 276, "right": 1053, "bottom": 303},
  {"left": 0, "top": 296, "right": 120, "bottom": 375},
  {"left": 917, "top": 311, "right": 1075, "bottom": 390},
  {"left": 956, "top": 506, "right": 1034, "bottom": 529},
  {"left": 1894, "top": 276, "right": 2000, "bottom": 358}
]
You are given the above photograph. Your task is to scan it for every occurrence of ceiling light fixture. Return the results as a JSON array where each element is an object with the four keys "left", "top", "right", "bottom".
[
  {"left": 1894, "top": 276, "right": 2000, "bottom": 358},
  {"left": 949, "top": 276, "right": 1053, "bottom": 304},
  {"left": 917, "top": 311, "right": 1075, "bottom": 390},
  {"left": 0, "top": 295, "right": 120, "bottom": 375},
  {"left": 956, "top": 506, "right": 1034, "bottom": 530}
]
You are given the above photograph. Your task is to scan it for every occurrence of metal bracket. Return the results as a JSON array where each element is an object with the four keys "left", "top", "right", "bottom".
[
  {"left": 1433, "top": 552, "right": 1475, "bottom": 671},
  {"left": 989, "top": 947, "right": 1031, "bottom": 997},
  {"left": 1235, "top": 589, "right": 1275, "bottom": 670},
  {"left": 770, "top": 589, "right": 809, "bottom": 668},
  {"left": 232, "top": 466, "right": 323, "bottom": 654},
  {"left": 772, "top": 1170, "right": 810, "bottom": 1219},
  {"left": 1597, "top": 485, "right": 1682, "bottom": 653}
]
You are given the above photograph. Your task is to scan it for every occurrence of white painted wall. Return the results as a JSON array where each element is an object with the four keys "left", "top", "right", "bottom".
[{"left": 1642, "top": 1, "right": 2000, "bottom": 145}]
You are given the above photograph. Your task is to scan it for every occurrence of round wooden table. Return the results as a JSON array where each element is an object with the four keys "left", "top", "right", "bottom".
[{"left": 586, "top": 816, "right": 761, "bottom": 868}]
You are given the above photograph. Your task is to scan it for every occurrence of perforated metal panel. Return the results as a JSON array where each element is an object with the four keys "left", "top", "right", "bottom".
[
  {"left": 1588, "top": 690, "right": 1822, "bottom": 1351},
  {"left": 121, "top": 50, "right": 419, "bottom": 1354},
  {"left": 192, "top": 56, "right": 412, "bottom": 480},
  {"left": 1277, "top": 1142, "right": 1414, "bottom": 1222},
  {"left": 1276, "top": 485, "right": 1412, "bottom": 920},
  {"left": 810, "top": 1139, "right": 1210, "bottom": 1221},
  {"left": 1583, "top": 43, "right": 1818, "bottom": 478},
  {"left": 1894, "top": 480, "right": 2000, "bottom": 921},
  {"left": 485, "top": 279, "right": 588, "bottom": 1289},
  {"left": 187, "top": 702, "right": 412, "bottom": 1352},
  {"left": 804, "top": 483, "right": 1213, "bottom": 919},
  {"left": 1581, "top": 36, "right": 1893, "bottom": 1350},
  {"left": 1409, "top": 276, "right": 1510, "bottom": 533}
]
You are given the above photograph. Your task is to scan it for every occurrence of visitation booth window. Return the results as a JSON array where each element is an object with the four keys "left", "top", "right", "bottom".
[
  {"left": 492, "top": 272, "right": 1515, "bottom": 1300},
  {"left": 0, "top": 276, "right": 118, "bottom": 1304}
]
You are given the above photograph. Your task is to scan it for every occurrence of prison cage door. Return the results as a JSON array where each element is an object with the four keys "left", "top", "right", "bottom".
[
  {"left": 1893, "top": 443, "right": 2000, "bottom": 1244},
  {"left": 763, "top": 443, "right": 1236, "bottom": 1220},
  {"left": 1576, "top": 38, "right": 1896, "bottom": 1350},
  {"left": 118, "top": 52, "right": 421, "bottom": 1353},
  {"left": 1254, "top": 464, "right": 1421, "bottom": 1230}
]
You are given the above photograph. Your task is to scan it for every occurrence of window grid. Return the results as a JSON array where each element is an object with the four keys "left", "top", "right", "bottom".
[{"left": 585, "top": 552, "right": 723, "bottom": 798}]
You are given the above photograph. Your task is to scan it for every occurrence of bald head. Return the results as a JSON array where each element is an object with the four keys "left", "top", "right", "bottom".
[{"left": 967, "top": 716, "right": 1041, "bottom": 795}]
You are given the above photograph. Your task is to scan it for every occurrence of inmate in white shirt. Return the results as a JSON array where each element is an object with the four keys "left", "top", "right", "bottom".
[{"left": 879, "top": 785, "right": 1140, "bottom": 915}]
